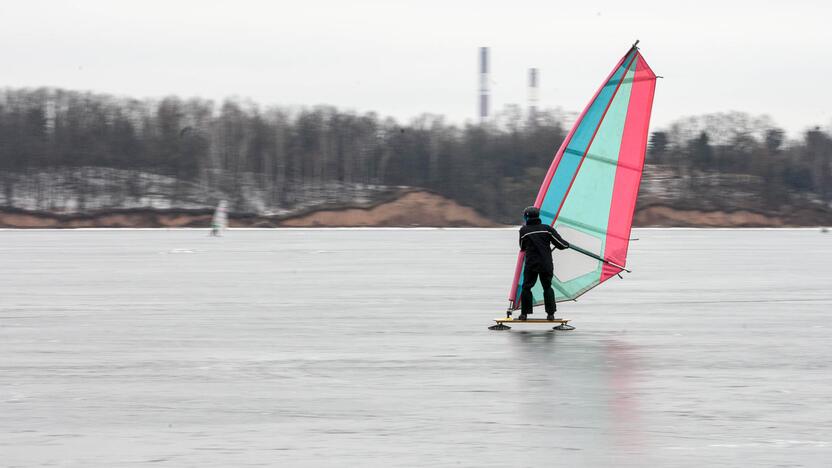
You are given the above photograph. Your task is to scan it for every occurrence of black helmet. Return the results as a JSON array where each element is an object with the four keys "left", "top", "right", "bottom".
[{"left": 523, "top": 206, "right": 540, "bottom": 220}]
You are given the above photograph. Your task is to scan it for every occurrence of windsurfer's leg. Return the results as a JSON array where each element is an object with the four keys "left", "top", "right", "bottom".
[
  {"left": 540, "top": 271, "right": 556, "bottom": 315},
  {"left": 520, "top": 269, "right": 538, "bottom": 317}
]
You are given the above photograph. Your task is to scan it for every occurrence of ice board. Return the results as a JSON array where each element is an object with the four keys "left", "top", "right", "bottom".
[
  {"left": 493, "top": 318, "right": 569, "bottom": 324},
  {"left": 489, "top": 317, "right": 575, "bottom": 331}
]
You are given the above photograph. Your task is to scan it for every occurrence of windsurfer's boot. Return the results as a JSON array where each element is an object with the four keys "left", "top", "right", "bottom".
[
  {"left": 546, "top": 313, "right": 555, "bottom": 321},
  {"left": 517, "top": 313, "right": 528, "bottom": 321}
]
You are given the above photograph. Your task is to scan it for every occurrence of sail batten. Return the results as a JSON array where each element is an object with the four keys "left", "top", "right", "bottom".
[
  {"left": 566, "top": 147, "right": 644, "bottom": 172},
  {"left": 556, "top": 216, "right": 611, "bottom": 238},
  {"left": 508, "top": 46, "right": 657, "bottom": 310}
]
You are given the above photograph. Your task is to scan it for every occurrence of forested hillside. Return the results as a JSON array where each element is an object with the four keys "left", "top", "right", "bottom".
[{"left": 1, "top": 87, "right": 830, "bottom": 224}]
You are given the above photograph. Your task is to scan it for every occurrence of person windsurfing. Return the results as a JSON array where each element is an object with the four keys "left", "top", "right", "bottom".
[
  {"left": 518, "top": 206, "right": 569, "bottom": 321},
  {"left": 210, "top": 200, "right": 227, "bottom": 237}
]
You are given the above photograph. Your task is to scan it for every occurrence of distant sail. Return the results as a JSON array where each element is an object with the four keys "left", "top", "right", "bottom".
[
  {"left": 509, "top": 44, "right": 657, "bottom": 310},
  {"left": 211, "top": 200, "right": 228, "bottom": 235}
]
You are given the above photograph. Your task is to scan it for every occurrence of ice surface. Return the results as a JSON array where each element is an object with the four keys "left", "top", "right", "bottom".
[{"left": 1, "top": 228, "right": 830, "bottom": 467}]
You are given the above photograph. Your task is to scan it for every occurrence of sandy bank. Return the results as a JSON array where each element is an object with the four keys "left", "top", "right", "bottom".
[
  {"left": 634, "top": 204, "right": 832, "bottom": 227},
  {"left": 1, "top": 192, "right": 829, "bottom": 228},
  {"left": 0, "top": 190, "right": 497, "bottom": 228},
  {"left": 279, "top": 191, "right": 498, "bottom": 227}
]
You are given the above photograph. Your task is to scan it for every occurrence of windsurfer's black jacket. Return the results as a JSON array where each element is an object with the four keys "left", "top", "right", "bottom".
[{"left": 519, "top": 218, "right": 569, "bottom": 273}]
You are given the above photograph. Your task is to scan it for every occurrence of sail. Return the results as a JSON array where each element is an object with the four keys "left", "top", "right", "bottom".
[
  {"left": 212, "top": 200, "right": 228, "bottom": 232},
  {"left": 508, "top": 45, "right": 657, "bottom": 310}
]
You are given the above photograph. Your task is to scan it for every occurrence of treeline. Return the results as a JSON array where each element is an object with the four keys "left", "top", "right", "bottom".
[
  {"left": 0, "top": 87, "right": 830, "bottom": 222},
  {"left": 647, "top": 113, "right": 832, "bottom": 210}
]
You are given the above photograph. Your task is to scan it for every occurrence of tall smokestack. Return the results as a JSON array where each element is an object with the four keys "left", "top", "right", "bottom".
[
  {"left": 528, "top": 68, "right": 539, "bottom": 120},
  {"left": 479, "top": 47, "right": 489, "bottom": 123}
]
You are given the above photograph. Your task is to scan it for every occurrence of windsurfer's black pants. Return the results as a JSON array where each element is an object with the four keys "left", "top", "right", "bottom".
[{"left": 521, "top": 269, "right": 556, "bottom": 316}]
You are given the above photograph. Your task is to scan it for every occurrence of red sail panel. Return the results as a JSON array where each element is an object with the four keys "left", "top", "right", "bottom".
[{"left": 601, "top": 53, "right": 657, "bottom": 281}]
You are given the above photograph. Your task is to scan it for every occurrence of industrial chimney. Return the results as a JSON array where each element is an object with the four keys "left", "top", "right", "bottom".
[
  {"left": 479, "top": 47, "right": 489, "bottom": 123},
  {"left": 528, "top": 68, "right": 539, "bottom": 120}
]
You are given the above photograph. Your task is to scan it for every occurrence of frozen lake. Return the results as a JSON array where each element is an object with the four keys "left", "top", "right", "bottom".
[{"left": 1, "top": 228, "right": 831, "bottom": 467}]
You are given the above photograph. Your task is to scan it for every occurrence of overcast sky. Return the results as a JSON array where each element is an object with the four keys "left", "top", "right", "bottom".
[{"left": 1, "top": 0, "right": 830, "bottom": 134}]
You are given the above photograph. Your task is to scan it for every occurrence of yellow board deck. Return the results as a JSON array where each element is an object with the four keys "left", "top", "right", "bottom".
[{"left": 494, "top": 318, "right": 569, "bottom": 324}]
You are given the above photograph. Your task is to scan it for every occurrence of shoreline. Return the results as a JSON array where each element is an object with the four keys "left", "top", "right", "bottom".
[
  {"left": 1, "top": 191, "right": 830, "bottom": 229},
  {"left": 2, "top": 227, "right": 829, "bottom": 231}
]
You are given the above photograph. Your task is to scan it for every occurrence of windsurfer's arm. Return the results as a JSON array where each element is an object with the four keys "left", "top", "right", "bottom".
[
  {"left": 518, "top": 228, "right": 526, "bottom": 251},
  {"left": 548, "top": 226, "right": 569, "bottom": 250}
]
